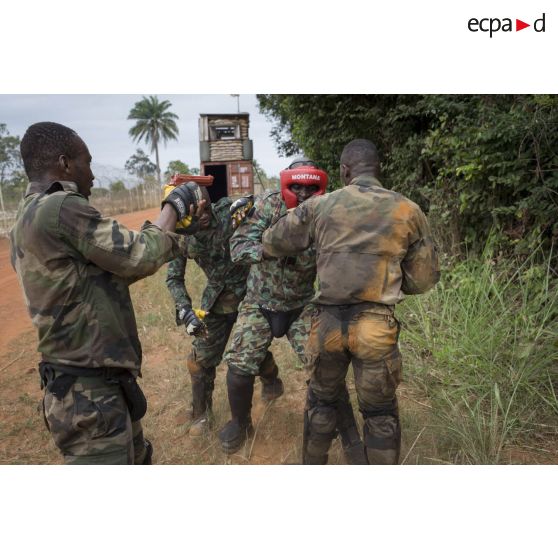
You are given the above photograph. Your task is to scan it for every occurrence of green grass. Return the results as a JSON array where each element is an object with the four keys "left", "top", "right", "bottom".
[{"left": 399, "top": 244, "right": 558, "bottom": 463}]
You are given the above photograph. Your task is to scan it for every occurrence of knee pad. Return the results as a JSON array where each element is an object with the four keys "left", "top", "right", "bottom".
[
  {"left": 363, "top": 414, "right": 401, "bottom": 465},
  {"left": 303, "top": 404, "right": 338, "bottom": 464},
  {"left": 305, "top": 386, "right": 336, "bottom": 436},
  {"left": 308, "top": 406, "right": 337, "bottom": 439},
  {"left": 361, "top": 396, "right": 399, "bottom": 418}
]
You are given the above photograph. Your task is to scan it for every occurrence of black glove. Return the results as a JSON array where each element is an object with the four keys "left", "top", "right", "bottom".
[
  {"left": 176, "top": 305, "right": 205, "bottom": 336},
  {"left": 162, "top": 181, "right": 201, "bottom": 221}
]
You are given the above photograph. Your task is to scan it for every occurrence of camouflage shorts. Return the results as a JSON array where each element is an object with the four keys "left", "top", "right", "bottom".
[
  {"left": 225, "top": 301, "right": 313, "bottom": 376},
  {"left": 187, "top": 311, "right": 237, "bottom": 373},
  {"left": 307, "top": 304, "right": 402, "bottom": 412},
  {"left": 43, "top": 373, "right": 148, "bottom": 465}
]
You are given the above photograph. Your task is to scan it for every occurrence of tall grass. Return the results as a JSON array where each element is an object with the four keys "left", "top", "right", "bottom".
[{"left": 399, "top": 244, "right": 558, "bottom": 464}]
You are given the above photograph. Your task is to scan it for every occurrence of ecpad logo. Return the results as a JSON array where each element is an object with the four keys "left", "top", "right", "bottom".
[{"left": 468, "top": 13, "right": 546, "bottom": 37}]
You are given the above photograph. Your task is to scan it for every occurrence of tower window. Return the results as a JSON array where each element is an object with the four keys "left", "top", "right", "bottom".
[{"left": 210, "top": 125, "right": 239, "bottom": 140}]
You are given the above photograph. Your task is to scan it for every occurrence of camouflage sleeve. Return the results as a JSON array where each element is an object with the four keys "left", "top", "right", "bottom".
[
  {"left": 401, "top": 205, "right": 440, "bottom": 295},
  {"left": 58, "top": 194, "right": 185, "bottom": 280},
  {"left": 165, "top": 253, "right": 192, "bottom": 308},
  {"left": 229, "top": 194, "right": 276, "bottom": 264},
  {"left": 262, "top": 198, "right": 315, "bottom": 257}
]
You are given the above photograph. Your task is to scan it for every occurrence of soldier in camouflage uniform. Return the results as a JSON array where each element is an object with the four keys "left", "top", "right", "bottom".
[
  {"left": 219, "top": 158, "right": 366, "bottom": 460},
  {"left": 263, "top": 139, "right": 440, "bottom": 465},
  {"left": 166, "top": 187, "right": 279, "bottom": 437},
  {"left": 9, "top": 122, "right": 202, "bottom": 464}
]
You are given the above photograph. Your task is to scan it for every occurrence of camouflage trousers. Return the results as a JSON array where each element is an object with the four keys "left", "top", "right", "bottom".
[
  {"left": 225, "top": 301, "right": 313, "bottom": 376},
  {"left": 306, "top": 303, "right": 402, "bottom": 465},
  {"left": 42, "top": 372, "right": 148, "bottom": 465},
  {"left": 187, "top": 311, "right": 238, "bottom": 374}
]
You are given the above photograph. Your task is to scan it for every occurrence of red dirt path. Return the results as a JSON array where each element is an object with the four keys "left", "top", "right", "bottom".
[{"left": 0, "top": 207, "right": 158, "bottom": 360}]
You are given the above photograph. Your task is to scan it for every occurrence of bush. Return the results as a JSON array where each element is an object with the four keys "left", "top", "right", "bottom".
[
  {"left": 258, "top": 94, "right": 558, "bottom": 257},
  {"left": 399, "top": 242, "right": 558, "bottom": 463}
]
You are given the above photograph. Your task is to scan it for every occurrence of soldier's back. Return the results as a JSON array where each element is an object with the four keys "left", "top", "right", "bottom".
[{"left": 311, "top": 175, "right": 427, "bottom": 305}]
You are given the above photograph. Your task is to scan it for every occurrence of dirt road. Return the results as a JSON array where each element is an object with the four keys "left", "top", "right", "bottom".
[{"left": 0, "top": 207, "right": 158, "bottom": 359}]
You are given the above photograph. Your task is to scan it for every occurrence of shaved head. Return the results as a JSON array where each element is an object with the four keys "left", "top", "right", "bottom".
[
  {"left": 340, "top": 139, "right": 380, "bottom": 171},
  {"left": 339, "top": 139, "right": 380, "bottom": 185}
]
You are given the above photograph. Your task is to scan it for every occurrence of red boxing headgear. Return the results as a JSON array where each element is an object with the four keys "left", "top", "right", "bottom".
[{"left": 279, "top": 166, "right": 328, "bottom": 209}]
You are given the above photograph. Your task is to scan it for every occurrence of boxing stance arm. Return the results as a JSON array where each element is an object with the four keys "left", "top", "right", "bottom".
[{"left": 262, "top": 198, "right": 315, "bottom": 257}]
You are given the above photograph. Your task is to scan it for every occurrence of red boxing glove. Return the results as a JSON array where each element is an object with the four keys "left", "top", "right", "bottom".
[{"left": 169, "top": 174, "right": 214, "bottom": 187}]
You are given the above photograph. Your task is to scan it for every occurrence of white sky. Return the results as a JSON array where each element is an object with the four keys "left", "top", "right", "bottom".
[{"left": 0, "top": 94, "right": 290, "bottom": 183}]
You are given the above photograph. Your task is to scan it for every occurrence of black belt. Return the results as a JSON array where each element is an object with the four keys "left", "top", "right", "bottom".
[
  {"left": 319, "top": 301, "right": 394, "bottom": 321},
  {"left": 39, "top": 361, "right": 147, "bottom": 422},
  {"left": 40, "top": 361, "right": 130, "bottom": 378}
]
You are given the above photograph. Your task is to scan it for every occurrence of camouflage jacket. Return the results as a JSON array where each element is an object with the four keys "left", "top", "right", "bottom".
[
  {"left": 9, "top": 181, "right": 186, "bottom": 374},
  {"left": 230, "top": 189, "right": 316, "bottom": 311},
  {"left": 166, "top": 197, "right": 249, "bottom": 314},
  {"left": 262, "top": 175, "right": 440, "bottom": 306}
]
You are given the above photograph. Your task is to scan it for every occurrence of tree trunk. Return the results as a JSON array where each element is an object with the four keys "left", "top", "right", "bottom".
[{"left": 155, "top": 141, "right": 161, "bottom": 186}]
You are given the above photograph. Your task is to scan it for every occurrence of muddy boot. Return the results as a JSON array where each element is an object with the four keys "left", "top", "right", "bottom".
[
  {"left": 219, "top": 369, "right": 255, "bottom": 455},
  {"left": 189, "top": 414, "right": 211, "bottom": 437},
  {"left": 259, "top": 351, "right": 284, "bottom": 402},
  {"left": 189, "top": 367, "right": 215, "bottom": 437},
  {"left": 337, "top": 389, "right": 367, "bottom": 465}
]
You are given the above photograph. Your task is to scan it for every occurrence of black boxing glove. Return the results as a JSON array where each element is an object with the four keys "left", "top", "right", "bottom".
[{"left": 162, "top": 181, "right": 202, "bottom": 221}]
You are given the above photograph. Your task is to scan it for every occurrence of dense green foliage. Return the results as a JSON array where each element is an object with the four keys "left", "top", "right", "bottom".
[
  {"left": 125, "top": 148, "right": 157, "bottom": 179},
  {"left": 257, "top": 95, "right": 558, "bottom": 255},
  {"left": 164, "top": 160, "right": 199, "bottom": 180}
]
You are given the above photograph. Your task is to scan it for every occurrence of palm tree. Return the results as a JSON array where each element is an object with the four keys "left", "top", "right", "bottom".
[{"left": 127, "top": 96, "right": 179, "bottom": 185}]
